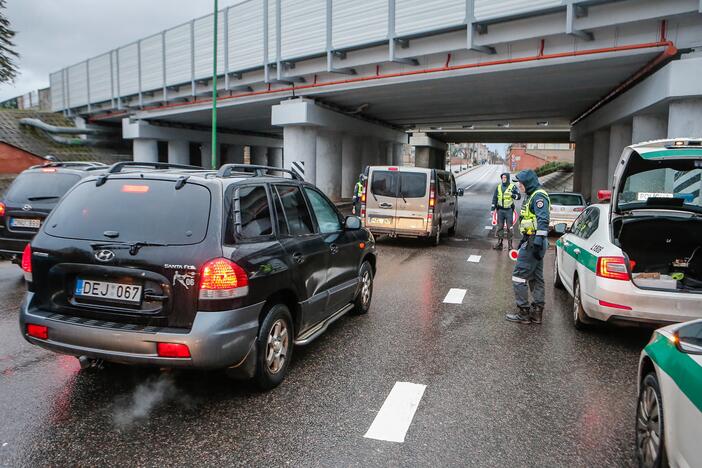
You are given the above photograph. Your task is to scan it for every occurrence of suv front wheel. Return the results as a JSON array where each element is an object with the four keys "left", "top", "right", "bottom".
[
  {"left": 254, "top": 304, "right": 293, "bottom": 390},
  {"left": 351, "top": 261, "right": 373, "bottom": 315}
]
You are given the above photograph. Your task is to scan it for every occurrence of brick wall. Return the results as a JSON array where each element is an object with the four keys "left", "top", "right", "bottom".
[
  {"left": 507, "top": 147, "right": 546, "bottom": 172},
  {"left": 0, "top": 142, "right": 45, "bottom": 174}
]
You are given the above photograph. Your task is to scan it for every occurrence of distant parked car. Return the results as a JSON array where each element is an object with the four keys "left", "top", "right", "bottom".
[
  {"left": 0, "top": 162, "right": 107, "bottom": 263},
  {"left": 636, "top": 319, "right": 702, "bottom": 467},
  {"left": 548, "top": 191, "right": 586, "bottom": 230}
]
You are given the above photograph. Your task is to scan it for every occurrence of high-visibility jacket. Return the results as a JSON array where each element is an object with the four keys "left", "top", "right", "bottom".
[
  {"left": 496, "top": 183, "right": 516, "bottom": 209},
  {"left": 519, "top": 189, "right": 550, "bottom": 235},
  {"left": 354, "top": 181, "right": 363, "bottom": 198}
]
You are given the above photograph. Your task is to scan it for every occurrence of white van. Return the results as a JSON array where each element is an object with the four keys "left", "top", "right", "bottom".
[{"left": 360, "top": 166, "right": 463, "bottom": 245}]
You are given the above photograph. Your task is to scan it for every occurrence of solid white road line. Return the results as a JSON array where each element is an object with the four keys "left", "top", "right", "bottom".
[
  {"left": 364, "top": 382, "right": 427, "bottom": 443},
  {"left": 443, "top": 288, "right": 467, "bottom": 304},
  {"left": 467, "top": 255, "right": 481, "bottom": 263}
]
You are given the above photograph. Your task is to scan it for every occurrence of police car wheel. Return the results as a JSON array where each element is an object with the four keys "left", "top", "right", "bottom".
[
  {"left": 572, "top": 277, "right": 589, "bottom": 330},
  {"left": 636, "top": 373, "right": 667, "bottom": 468},
  {"left": 553, "top": 254, "right": 565, "bottom": 290}
]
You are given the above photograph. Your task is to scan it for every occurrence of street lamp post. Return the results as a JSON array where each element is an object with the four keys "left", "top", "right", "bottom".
[{"left": 211, "top": 0, "right": 219, "bottom": 169}]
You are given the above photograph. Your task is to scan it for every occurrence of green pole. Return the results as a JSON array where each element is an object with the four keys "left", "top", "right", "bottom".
[{"left": 211, "top": 0, "right": 218, "bottom": 169}]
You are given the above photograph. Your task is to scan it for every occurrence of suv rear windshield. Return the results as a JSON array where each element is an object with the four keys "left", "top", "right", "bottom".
[
  {"left": 4, "top": 172, "right": 80, "bottom": 203},
  {"left": 370, "top": 171, "right": 427, "bottom": 198},
  {"left": 550, "top": 194, "right": 584, "bottom": 206},
  {"left": 45, "top": 179, "right": 211, "bottom": 245}
]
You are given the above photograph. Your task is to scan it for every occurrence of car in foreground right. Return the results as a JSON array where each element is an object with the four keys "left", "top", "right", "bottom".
[{"left": 637, "top": 319, "right": 702, "bottom": 468}]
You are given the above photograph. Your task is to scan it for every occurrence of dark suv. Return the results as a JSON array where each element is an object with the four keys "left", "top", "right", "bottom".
[
  {"left": 0, "top": 161, "right": 107, "bottom": 263},
  {"left": 20, "top": 162, "right": 376, "bottom": 389}
]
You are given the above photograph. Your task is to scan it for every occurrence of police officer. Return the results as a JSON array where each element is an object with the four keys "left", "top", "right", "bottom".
[
  {"left": 505, "top": 169, "right": 550, "bottom": 325},
  {"left": 352, "top": 174, "right": 365, "bottom": 215},
  {"left": 491, "top": 172, "right": 520, "bottom": 251}
]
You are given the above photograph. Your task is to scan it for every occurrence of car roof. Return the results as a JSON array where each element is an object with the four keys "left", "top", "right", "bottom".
[
  {"left": 548, "top": 191, "right": 584, "bottom": 196},
  {"left": 369, "top": 166, "right": 436, "bottom": 174},
  {"left": 23, "top": 161, "right": 108, "bottom": 175},
  {"left": 629, "top": 138, "right": 702, "bottom": 153}
]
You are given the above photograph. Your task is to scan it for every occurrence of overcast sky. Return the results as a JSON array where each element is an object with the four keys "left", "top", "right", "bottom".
[{"left": 0, "top": 0, "right": 240, "bottom": 101}]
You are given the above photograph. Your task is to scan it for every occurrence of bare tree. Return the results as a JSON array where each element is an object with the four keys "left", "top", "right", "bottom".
[{"left": 0, "top": 0, "right": 18, "bottom": 83}]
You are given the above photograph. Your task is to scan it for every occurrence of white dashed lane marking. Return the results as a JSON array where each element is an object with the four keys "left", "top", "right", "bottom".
[
  {"left": 467, "top": 255, "right": 481, "bottom": 263},
  {"left": 364, "top": 382, "right": 427, "bottom": 443},
  {"left": 484, "top": 226, "right": 493, "bottom": 230},
  {"left": 443, "top": 288, "right": 467, "bottom": 304}
]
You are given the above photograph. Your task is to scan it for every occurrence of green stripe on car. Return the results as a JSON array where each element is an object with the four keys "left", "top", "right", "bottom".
[
  {"left": 639, "top": 149, "right": 702, "bottom": 159},
  {"left": 558, "top": 238, "right": 598, "bottom": 272},
  {"left": 646, "top": 334, "right": 702, "bottom": 413}
]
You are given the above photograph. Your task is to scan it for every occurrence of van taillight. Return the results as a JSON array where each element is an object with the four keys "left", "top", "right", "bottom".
[
  {"left": 21, "top": 243, "right": 32, "bottom": 281},
  {"left": 0, "top": 202, "right": 5, "bottom": 217},
  {"left": 199, "top": 258, "right": 249, "bottom": 299},
  {"left": 597, "top": 256, "right": 630, "bottom": 281}
]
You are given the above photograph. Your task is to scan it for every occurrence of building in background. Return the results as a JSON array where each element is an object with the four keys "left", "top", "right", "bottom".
[
  {"left": 0, "top": 88, "right": 51, "bottom": 112},
  {"left": 507, "top": 143, "right": 574, "bottom": 172}
]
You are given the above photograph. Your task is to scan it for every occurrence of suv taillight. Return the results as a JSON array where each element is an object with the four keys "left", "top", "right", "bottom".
[
  {"left": 21, "top": 243, "right": 32, "bottom": 281},
  {"left": 0, "top": 202, "right": 5, "bottom": 217},
  {"left": 199, "top": 258, "right": 248, "bottom": 299},
  {"left": 597, "top": 256, "right": 630, "bottom": 281}
]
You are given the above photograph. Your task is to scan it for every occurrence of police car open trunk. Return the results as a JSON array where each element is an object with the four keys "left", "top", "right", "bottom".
[{"left": 611, "top": 141, "right": 702, "bottom": 293}]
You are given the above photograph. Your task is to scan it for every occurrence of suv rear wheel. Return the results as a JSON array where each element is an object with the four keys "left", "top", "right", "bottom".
[
  {"left": 351, "top": 261, "right": 373, "bottom": 315},
  {"left": 254, "top": 304, "right": 293, "bottom": 390}
]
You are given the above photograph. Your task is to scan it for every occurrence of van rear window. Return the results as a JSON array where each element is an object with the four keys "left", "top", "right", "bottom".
[
  {"left": 371, "top": 171, "right": 427, "bottom": 198},
  {"left": 371, "top": 171, "right": 398, "bottom": 198},
  {"left": 45, "top": 179, "right": 211, "bottom": 245},
  {"left": 400, "top": 173, "right": 427, "bottom": 198}
]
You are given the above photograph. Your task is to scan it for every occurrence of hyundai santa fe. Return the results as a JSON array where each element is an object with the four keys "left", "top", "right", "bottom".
[{"left": 20, "top": 162, "right": 376, "bottom": 390}]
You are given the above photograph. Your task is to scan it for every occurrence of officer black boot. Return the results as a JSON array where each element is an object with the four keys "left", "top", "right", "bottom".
[
  {"left": 493, "top": 239, "right": 504, "bottom": 250},
  {"left": 531, "top": 305, "right": 543, "bottom": 324},
  {"left": 505, "top": 306, "right": 532, "bottom": 324},
  {"left": 507, "top": 239, "right": 513, "bottom": 251}
]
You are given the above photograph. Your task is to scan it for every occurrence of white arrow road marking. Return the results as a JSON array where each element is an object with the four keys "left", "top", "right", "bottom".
[
  {"left": 485, "top": 226, "right": 493, "bottom": 230},
  {"left": 443, "top": 288, "right": 467, "bottom": 304},
  {"left": 364, "top": 382, "right": 427, "bottom": 443},
  {"left": 467, "top": 255, "right": 481, "bottom": 263}
]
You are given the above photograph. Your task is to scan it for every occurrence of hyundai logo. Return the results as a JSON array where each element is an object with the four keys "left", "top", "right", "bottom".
[
  {"left": 95, "top": 250, "right": 115, "bottom": 262},
  {"left": 22, "top": 204, "right": 32, "bottom": 211}
]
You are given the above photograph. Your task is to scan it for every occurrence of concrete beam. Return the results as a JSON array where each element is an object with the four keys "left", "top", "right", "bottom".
[{"left": 409, "top": 133, "right": 448, "bottom": 151}]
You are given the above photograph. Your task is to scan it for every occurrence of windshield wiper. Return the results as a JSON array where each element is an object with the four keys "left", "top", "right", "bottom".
[
  {"left": 91, "top": 241, "right": 169, "bottom": 255},
  {"left": 27, "top": 196, "right": 60, "bottom": 201}
]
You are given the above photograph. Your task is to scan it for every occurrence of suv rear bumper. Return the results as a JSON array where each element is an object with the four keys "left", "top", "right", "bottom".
[
  {"left": 19, "top": 292, "right": 263, "bottom": 370},
  {"left": 0, "top": 236, "right": 28, "bottom": 257}
]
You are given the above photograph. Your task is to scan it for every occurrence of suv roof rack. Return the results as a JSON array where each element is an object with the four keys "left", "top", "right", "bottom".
[
  {"left": 217, "top": 164, "right": 303, "bottom": 181},
  {"left": 95, "top": 161, "right": 204, "bottom": 186},
  {"left": 30, "top": 161, "right": 108, "bottom": 170}
]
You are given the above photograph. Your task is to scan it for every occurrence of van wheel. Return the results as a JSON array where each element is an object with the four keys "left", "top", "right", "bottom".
[
  {"left": 431, "top": 223, "right": 441, "bottom": 246},
  {"left": 572, "top": 277, "right": 589, "bottom": 330},
  {"left": 554, "top": 254, "right": 565, "bottom": 290},
  {"left": 351, "top": 261, "right": 373, "bottom": 315},
  {"left": 254, "top": 304, "right": 293, "bottom": 391},
  {"left": 448, "top": 216, "right": 457, "bottom": 236}
]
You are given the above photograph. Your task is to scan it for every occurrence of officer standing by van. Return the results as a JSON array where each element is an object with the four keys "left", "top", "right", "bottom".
[
  {"left": 352, "top": 174, "right": 365, "bottom": 215},
  {"left": 491, "top": 172, "right": 520, "bottom": 250},
  {"left": 505, "top": 169, "right": 550, "bottom": 325}
]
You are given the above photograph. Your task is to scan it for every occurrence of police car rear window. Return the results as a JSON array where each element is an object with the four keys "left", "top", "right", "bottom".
[
  {"left": 45, "top": 179, "right": 211, "bottom": 245},
  {"left": 4, "top": 172, "right": 80, "bottom": 203}
]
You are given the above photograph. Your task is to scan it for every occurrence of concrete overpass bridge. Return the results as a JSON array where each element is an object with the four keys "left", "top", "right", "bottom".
[{"left": 48, "top": 0, "right": 702, "bottom": 200}]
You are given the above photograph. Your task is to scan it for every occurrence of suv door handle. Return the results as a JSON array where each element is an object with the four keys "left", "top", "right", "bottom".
[
  {"left": 573, "top": 248, "right": 581, "bottom": 255},
  {"left": 379, "top": 202, "right": 393, "bottom": 209},
  {"left": 330, "top": 243, "right": 339, "bottom": 255},
  {"left": 292, "top": 252, "right": 305, "bottom": 264}
]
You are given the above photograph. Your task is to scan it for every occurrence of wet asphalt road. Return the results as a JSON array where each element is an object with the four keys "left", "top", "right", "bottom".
[{"left": 0, "top": 164, "right": 653, "bottom": 467}]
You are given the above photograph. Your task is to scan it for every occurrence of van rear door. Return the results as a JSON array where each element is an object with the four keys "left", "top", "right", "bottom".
[
  {"left": 366, "top": 168, "right": 398, "bottom": 232},
  {"left": 395, "top": 169, "right": 429, "bottom": 233}
]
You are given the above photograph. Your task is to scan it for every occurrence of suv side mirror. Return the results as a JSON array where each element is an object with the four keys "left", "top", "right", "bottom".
[
  {"left": 457, "top": 188, "right": 464, "bottom": 197},
  {"left": 553, "top": 223, "right": 569, "bottom": 235},
  {"left": 344, "top": 216, "right": 362, "bottom": 230}
]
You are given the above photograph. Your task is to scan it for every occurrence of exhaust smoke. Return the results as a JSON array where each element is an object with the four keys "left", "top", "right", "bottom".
[{"left": 112, "top": 373, "right": 190, "bottom": 429}]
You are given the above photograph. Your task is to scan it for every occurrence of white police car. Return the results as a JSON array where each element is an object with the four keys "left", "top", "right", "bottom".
[
  {"left": 636, "top": 319, "right": 702, "bottom": 467},
  {"left": 554, "top": 139, "right": 702, "bottom": 328}
]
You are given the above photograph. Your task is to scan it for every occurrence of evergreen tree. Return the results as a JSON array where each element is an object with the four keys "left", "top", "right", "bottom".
[{"left": 0, "top": 0, "right": 18, "bottom": 83}]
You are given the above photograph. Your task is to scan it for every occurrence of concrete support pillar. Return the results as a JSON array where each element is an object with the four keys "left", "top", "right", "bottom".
[
  {"left": 268, "top": 147, "right": 283, "bottom": 168},
  {"left": 608, "top": 122, "right": 632, "bottom": 185},
  {"left": 361, "top": 137, "right": 379, "bottom": 172},
  {"left": 415, "top": 147, "right": 431, "bottom": 168},
  {"left": 133, "top": 139, "right": 158, "bottom": 163},
  {"left": 251, "top": 146, "right": 269, "bottom": 166},
  {"left": 591, "top": 129, "right": 610, "bottom": 197},
  {"left": 668, "top": 98, "right": 702, "bottom": 138},
  {"left": 316, "top": 130, "right": 343, "bottom": 202},
  {"left": 283, "top": 126, "right": 317, "bottom": 183},
  {"left": 199, "top": 143, "right": 220, "bottom": 170},
  {"left": 632, "top": 114, "right": 667, "bottom": 144},
  {"left": 392, "top": 143, "right": 404, "bottom": 166},
  {"left": 167, "top": 140, "right": 190, "bottom": 165},
  {"left": 224, "top": 144, "right": 245, "bottom": 165},
  {"left": 342, "top": 135, "right": 362, "bottom": 199},
  {"left": 573, "top": 134, "right": 594, "bottom": 201}
]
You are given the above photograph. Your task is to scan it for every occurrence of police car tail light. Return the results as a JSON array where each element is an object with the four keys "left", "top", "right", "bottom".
[
  {"left": 597, "top": 256, "right": 630, "bottom": 281},
  {"left": 199, "top": 258, "right": 249, "bottom": 299},
  {"left": 21, "top": 243, "right": 32, "bottom": 282}
]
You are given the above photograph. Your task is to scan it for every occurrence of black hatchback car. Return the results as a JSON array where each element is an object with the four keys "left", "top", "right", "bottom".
[
  {"left": 20, "top": 162, "right": 376, "bottom": 389},
  {"left": 0, "top": 161, "right": 107, "bottom": 263}
]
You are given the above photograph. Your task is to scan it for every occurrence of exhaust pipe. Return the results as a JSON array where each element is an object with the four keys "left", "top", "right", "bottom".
[{"left": 78, "top": 356, "right": 104, "bottom": 370}]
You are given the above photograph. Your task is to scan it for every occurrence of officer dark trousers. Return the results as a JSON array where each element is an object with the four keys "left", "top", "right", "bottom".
[
  {"left": 496, "top": 208, "right": 514, "bottom": 242},
  {"left": 512, "top": 236, "right": 545, "bottom": 309}
]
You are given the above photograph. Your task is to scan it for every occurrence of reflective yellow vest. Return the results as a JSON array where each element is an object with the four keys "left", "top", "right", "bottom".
[
  {"left": 519, "top": 189, "right": 550, "bottom": 235},
  {"left": 496, "top": 183, "right": 516, "bottom": 209}
]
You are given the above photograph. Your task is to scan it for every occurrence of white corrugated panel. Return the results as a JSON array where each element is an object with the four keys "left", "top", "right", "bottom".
[
  {"left": 140, "top": 34, "right": 164, "bottom": 92},
  {"left": 49, "top": 71, "right": 64, "bottom": 112},
  {"left": 333, "top": 0, "right": 387, "bottom": 50},
  {"left": 165, "top": 23, "right": 192, "bottom": 86},
  {"left": 474, "top": 0, "right": 562, "bottom": 21},
  {"left": 111, "top": 51, "right": 119, "bottom": 100},
  {"left": 229, "top": 0, "right": 265, "bottom": 71},
  {"left": 193, "top": 13, "right": 225, "bottom": 80},
  {"left": 268, "top": 0, "right": 277, "bottom": 63},
  {"left": 118, "top": 43, "right": 139, "bottom": 96},
  {"left": 68, "top": 62, "right": 88, "bottom": 108},
  {"left": 281, "top": 0, "right": 325, "bottom": 61},
  {"left": 395, "top": 0, "right": 464, "bottom": 37},
  {"left": 88, "top": 53, "right": 111, "bottom": 104}
]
